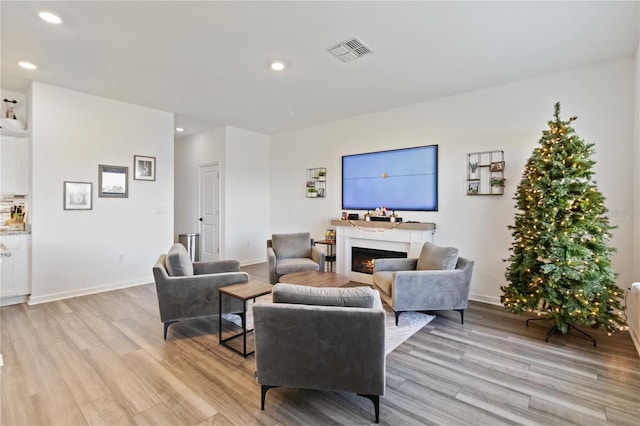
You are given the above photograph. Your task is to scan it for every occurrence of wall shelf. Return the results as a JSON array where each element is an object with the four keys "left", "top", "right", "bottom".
[
  {"left": 466, "top": 150, "right": 505, "bottom": 196},
  {"left": 306, "top": 167, "right": 326, "bottom": 198}
]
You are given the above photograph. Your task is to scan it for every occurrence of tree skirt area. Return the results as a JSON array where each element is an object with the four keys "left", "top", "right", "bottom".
[{"left": 222, "top": 295, "right": 434, "bottom": 355}]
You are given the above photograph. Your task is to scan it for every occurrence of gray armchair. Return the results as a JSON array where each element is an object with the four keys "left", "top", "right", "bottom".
[
  {"left": 152, "top": 243, "right": 249, "bottom": 339},
  {"left": 372, "top": 242, "right": 474, "bottom": 325},
  {"left": 266, "top": 232, "right": 325, "bottom": 284},
  {"left": 253, "top": 284, "right": 386, "bottom": 423}
]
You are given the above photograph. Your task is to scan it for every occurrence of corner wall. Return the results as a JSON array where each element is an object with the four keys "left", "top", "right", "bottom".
[
  {"left": 174, "top": 126, "right": 269, "bottom": 264},
  {"left": 270, "top": 58, "right": 635, "bottom": 305},
  {"left": 628, "top": 36, "right": 640, "bottom": 355},
  {"left": 224, "top": 127, "right": 270, "bottom": 264},
  {"left": 174, "top": 126, "right": 225, "bottom": 242},
  {"left": 29, "top": 82, "right": 174, "bottom": 303}
]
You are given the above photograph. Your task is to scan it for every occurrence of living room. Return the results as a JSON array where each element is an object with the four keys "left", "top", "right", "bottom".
[{"left": 1, "top": 1, "right": 639, "bottom": 424}]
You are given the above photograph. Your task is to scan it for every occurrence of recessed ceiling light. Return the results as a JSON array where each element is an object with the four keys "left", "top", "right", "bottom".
[
  {"left": 18, "top": 61, "right": 37, "bottom": 70},
  {"left": 271, "top": 61, "right": 285, "bottom": 71},
  {"left": 39, "top": 11, "right": 62, "bottom": 24},
  {"left": 176, "top": 127, "right": 184, "bottom": 132}
]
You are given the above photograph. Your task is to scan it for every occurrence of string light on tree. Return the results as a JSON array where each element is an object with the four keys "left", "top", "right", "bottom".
[{"left": 500, "top": 103, "right": 627, "bottom": 343}]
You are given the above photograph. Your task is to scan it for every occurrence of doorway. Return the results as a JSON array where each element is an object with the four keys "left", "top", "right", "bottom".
[{"left": 198, "top": 163, "right": 220, "bottom": 261}]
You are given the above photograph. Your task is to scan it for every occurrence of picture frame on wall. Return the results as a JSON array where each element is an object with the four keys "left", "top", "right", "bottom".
[
  {"left": 64, "top": 181, "right": 92, "bottom": 210},
  {"left": 490, "top": 161, "right": 505, "bottom": 172},
  {"left": 134, "top": 155, "right": 156, "bottom": 181},
  {"left": 468, "top": 181, "right": 479, "bottom": 195},
  {"left": 99, "top": 165, "right": 128, "bottom": 198}
]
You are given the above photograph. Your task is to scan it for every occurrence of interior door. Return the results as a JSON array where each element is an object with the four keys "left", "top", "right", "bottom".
[{"left": 199, "top": 164, "right": 220, "bottom": 261}]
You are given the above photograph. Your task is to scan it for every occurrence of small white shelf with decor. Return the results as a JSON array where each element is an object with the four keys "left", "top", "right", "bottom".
[
  {"left": 466, "top": 150, "right": 505, "bottom": 196},
  {"left": 306, "top": 167, "right": 326, "bottom": 198}
]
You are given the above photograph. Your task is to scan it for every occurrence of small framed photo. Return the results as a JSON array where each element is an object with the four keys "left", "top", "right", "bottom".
[
  {"left": 99, "top": 165, "right": 128, "bottom": 198},
  {"left": 64, "top": 181, "right": 92, "bottom": 210},
  {"left": 490, "top": 161, "right": 505, "bottom": 172},
  {"left": 468, "top": 181, "right": 479, "bottom": 195},
  {"left": 134, "top": 155, "right": 156, "bottom": 181}
]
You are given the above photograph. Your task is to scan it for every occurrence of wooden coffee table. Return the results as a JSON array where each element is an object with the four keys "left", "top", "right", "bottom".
[{"left": 279, "top": 271, "right": 350, "bottom": 287}]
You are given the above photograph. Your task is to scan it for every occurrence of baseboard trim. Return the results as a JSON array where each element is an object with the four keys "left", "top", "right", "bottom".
[
  {"left": 1, "top": 294, "right": 29, "bottom": 307},
  {"left": 28, "top": 279, "right": 151, "bottom": 305},
  {"left": 240, "top": 258, "right": 266, "bottom": 267},
  {"left": 469, "top": 293, "right": 501, "bottom": 306}
]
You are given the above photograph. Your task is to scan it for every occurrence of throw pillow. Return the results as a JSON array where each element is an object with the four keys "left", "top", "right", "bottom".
[
  {"left": 416, "top": 242, "right": 459, "bottom": 271},
  {"left": 165, "top": 243, "right": 194, "bottom": 276}
]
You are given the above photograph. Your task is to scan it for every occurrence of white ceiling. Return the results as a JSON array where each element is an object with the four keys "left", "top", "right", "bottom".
[{"left": 2, "top": 1, "right": 638, "bottom": 137}]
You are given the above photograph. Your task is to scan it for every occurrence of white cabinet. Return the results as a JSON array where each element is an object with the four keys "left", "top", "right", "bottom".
[
  {"left": 1, "top": 136, "right": 29, "bottom": 194},
  {"left": 0, "top": 234, "right": 31, "bottom": 302}
]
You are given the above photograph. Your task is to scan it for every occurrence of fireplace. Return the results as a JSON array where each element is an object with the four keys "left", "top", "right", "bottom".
[
  {"left": 351, "top": 247, "right": 407, "bottom": 275},
  {"left": 333, "top": 220, "right": 435, "bottom": 284}
]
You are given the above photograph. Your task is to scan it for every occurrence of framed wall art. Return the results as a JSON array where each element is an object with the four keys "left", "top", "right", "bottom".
[
  {"left": 64, "top": 181, "right": 93, "bottom": 210},
  {"left": 99, "top": 165, "right": 128, "bottom": 198},
  {"left": 134, "top": 155, "right": 156, "bottom": 181},
  {"left": 490, "top": 161, "right": 505, "bottom": 172}
]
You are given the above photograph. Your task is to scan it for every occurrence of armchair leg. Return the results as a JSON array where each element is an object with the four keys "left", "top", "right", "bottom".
[
  {"left": 394, "top": 311, "right": 403, "bottom": 326},
  {"left": 357, "top": 394, "right": 380, "bottom": 423},
  {"left": 163, "top": 320, "right": 179, "bottom": 339},
  {"left": 261, "top": 385, "right": 278, "bottom": 410},
  {"left": 454, "top": 309, "right": 464, "bottom": 324}
]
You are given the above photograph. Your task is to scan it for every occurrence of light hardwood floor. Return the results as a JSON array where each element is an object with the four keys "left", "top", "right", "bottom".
[{"left": 1, "top": 263, "right": 638, "bottom": 425}]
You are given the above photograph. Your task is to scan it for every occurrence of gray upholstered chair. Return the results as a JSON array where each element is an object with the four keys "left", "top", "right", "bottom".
[
  {"left": 266, "top": 232, "right": 325, "bottom": 284},
  {"left": 372, "top": 242, "right": 474, "bottom": 325},
  {"left": 253, "top": 284, "right": 386, "bottom": 423},
  {"left": 152, "top": 243, "right": 249, "bottom": 339}
]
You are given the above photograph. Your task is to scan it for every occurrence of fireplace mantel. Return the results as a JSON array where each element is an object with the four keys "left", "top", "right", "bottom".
[
  {"left": 331, "top": 219, "right": 436, "bottom": 284},
  {"left": 330, "top": 219, "right": 436, "bottom": 232}
]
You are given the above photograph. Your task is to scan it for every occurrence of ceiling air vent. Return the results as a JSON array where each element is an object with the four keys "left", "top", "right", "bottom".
[{"left": 326, "top": 37, "right": 373, "bottom": 63}]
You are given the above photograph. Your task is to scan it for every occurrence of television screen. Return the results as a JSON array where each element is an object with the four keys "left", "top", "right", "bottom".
[{"left": 342, "top": 145, "right": 438, "bottom": 211}]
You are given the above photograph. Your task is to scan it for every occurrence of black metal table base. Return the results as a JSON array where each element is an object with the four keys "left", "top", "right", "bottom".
[
  {"left": 526, "top": 317, "right": 597, "bottom": 347},
  {"left": 219, "top": 297, "right": 253, "bottom": 357}
]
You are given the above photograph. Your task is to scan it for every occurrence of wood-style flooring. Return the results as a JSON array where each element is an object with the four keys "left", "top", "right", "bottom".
[{"left": 1, "top": 263, "right": 638, "bottom": 425}]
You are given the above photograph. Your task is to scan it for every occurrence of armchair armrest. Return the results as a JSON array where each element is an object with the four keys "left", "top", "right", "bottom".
[
  {"left": 193, "top": 260, "right": 241, "bottom": 275},
  {"left": 267, "top": 246, "right": 277, "bottom": 284},
  {"left": 310, "top": 246, "right": 326, "bottom": 272},
  {"left": 392, "top": 269, "right": 470, "bottom": 311},
  {"left": 374, "top": 258, "right": 418, "bottom": 272},
  {"left": 155, "top": 271, "right": 249, "bottom": 322}
]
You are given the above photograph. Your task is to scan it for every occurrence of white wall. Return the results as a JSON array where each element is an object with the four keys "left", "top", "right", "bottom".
[
  {"left": 635, "top": 40, "right": 640, "bottom": 279},
  {"left": 224, "top": 127, "right": 270, "bottom": 264},
  {"left": 29, "top": 82, "right": 174, "bottom": 303},
  {"left": 270, "top": 58, "right": 636, "bottom": 304},
  {"left": 628, "top": 34, "right": 640, "bottom": 355},
  {"left": 174, "top": 125, "right": 269, "bottom": 264},
  {"left": 174, "top": 126, "right": 225, "bottom": 241}
]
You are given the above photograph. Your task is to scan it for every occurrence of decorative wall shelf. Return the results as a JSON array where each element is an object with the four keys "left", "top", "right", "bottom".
[
  {"left": 467, "top": 150, "right": 505, "bottom": 196},
  {"left": 306, "top": 167, "right": 326, "bottom": 198}
]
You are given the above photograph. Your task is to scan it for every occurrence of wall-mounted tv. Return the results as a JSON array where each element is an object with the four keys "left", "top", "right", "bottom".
[{"left": 342, "top": 145, "right": 438, "bottom": 211}]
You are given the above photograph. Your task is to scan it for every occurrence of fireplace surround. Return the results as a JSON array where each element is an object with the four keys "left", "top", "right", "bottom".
[{"left": 331, "top": 220, "right": 436, "bottom": 284}]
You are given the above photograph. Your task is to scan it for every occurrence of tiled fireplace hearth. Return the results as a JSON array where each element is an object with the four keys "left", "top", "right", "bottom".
[{"left": 331, "top": 220, "right": 436, "bottom": 285}]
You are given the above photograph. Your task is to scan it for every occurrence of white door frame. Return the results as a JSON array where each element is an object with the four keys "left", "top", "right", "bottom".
[{"left": 198, "top": 162, "right": 221, "bottom": 261}]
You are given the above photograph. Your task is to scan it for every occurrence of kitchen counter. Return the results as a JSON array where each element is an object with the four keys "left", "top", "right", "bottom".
[{"left": 0, "top": 242, "right": 10, "bottom": 257}]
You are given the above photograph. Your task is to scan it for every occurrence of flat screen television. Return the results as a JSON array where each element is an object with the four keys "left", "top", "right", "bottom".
[{"left": 342, "top": 145, "right": 438, "bottom": 211}]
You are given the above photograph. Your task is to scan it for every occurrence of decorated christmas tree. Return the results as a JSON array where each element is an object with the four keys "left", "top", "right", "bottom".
[{"left": 501, "top": 103, "right": 627, "bottom": 338}]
